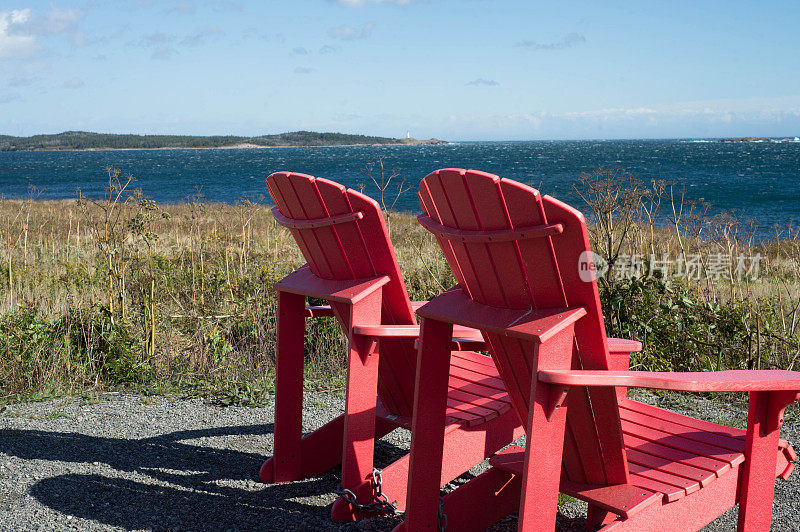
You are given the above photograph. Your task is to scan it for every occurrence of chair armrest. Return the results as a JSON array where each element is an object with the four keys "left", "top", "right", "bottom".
[
  {"left": 276, "top": 265, "right": 390, "bottom": 305},
  {"left": 607, "top": 338, "right": 642, "bottom": 354},
  {"left": 352, "top": 324, "right": 486, "bottom": 351},
  {"left": 352, "top": 323, "right": 483, "bottom": 339},
  {"left": 538, "top": 369, "right": 800, "bottom": 393},
  {"left": 416, "top": 286, "right": 587, "bottom": 344},
  {"left": 352, "top": 325, "right": 422, "bottom": 338},
  {"left": 304, "top": 305, "right": 334, "bottom": 317}
]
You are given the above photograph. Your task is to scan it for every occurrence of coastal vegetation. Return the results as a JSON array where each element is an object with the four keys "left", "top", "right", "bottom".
[
  {"left": 0, "top": 130, "right": 444, "bottom": 152},
  {"left": 0, "top": 165, "right": 798, "bottom": 405}
]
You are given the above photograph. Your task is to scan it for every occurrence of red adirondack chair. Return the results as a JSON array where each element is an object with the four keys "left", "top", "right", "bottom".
[
  {"left": 396, "top": 168, "right": 799, "bottom": 531},
  {"left": 262, "top": 171, "right": 530, "bottom": 522}
]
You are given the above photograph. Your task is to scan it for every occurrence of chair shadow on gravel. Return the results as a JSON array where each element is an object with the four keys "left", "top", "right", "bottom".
[
  {"left": 2, "top": 426, "right": 590, "bottom": 530},
  {"left": 29, "top": 472, "right": 361, "bottom": 531},
  {"left": 1, "top": 424, "right": 406, "bottom": 530},
  {"left": 0, "top": 424, "right": 274, "bottom": 487}
]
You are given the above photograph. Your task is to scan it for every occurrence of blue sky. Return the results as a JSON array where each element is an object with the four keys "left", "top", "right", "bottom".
[{"left": 1, "top": 0, "right": 799, "bottom": 140}]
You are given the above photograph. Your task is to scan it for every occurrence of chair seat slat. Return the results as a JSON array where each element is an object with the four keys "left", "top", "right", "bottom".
[
  {"left": 621, "top": 404, "right": 746, "bottom": 452},
  {"left": 448, "top": 366, "right": 507, "bottom": 391},
  {"left": 624, "top": 434, "right": 731, "bottom": 475},
  {"left": 621, "top": 399, "right": 746, "bottom": 440},
  {"left": 626, "top": 448, "right": 718, "bottom": 487},
  {"left": 627, "top": 462, "right": 700, "bottom": 495},
  {"left": 448, "top": 375, "right": 512, "bottom": 403},
  {"left": 446, "top": 389, "right": 512, "bottom": 416},
  {"left": 451, "top": 350, "right": 495, "bottom": 368},
  {"left": 628, "top": 473, "right": 688, "bottom": 502},
  {"left": 620, "top": 419, "right": 744, "bottom": 468}
]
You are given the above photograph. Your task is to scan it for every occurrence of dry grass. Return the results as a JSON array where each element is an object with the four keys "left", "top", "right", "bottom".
[
  {"left": 0, "top": 167, "right": 799, "bottom": 401},
  {"left": 0, "top": 194, "right": 452, "bottom": 401}
]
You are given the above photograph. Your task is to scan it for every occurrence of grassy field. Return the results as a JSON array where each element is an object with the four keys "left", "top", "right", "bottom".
[{"left": 0, "top": 167, "right": 798, "bottom": 404}]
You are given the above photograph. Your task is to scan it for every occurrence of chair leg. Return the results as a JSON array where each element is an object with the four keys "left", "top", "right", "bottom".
[
  {"left": 518, "top": 328, "right": 575, "bottom": 531},
  {"left": 586, "top": 505, "right": 612, "bottom": 529},
  {"left": 331, "top": 290, "right": 384, "bottom": 522},
  {"left": 517, "top": 381, "right": 569, "bottom": 531},
  {"left": 268, "top": 290, "right": 307, "bottom": 483},
  {"left": 260, "top": 414, "right": 344, "bottom": 482},
  {"left": 395, "top": 317, "right": 454, "bottom": 532},
  {"left": 737, "top": 390, "right": 798, "bottom": 531},
  {"left": 361, "top": 409, "right": 523, "bottom": 515},
  {"left": 262, "top": 410, "right": 398, "bottom": 484},
  {"left": 437, "top": 467, "right": 521, "bottom": 531}
]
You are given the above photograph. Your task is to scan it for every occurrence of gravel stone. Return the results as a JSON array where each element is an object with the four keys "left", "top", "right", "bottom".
[{"left": 0, "top": 392, "right": 797, "bottom": 531}]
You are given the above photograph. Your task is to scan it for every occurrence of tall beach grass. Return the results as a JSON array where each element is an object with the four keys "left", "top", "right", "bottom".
[{"left": 0, "top": 166, "right": 797, "bottom": 403}]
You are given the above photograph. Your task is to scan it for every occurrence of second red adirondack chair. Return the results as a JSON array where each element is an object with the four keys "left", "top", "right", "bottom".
[{"left": 396, "top": 168, "right": 798, "bottom": 531}]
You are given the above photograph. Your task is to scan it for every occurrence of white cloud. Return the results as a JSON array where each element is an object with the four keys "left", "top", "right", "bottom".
[
  {"left": 319, "top": 44, "right": 340, "bottom": 54},
  {"left": 0, "top": 6, "right": 83, "bottom": 60},
  {"left": 180, "top": 27, "right": 223, "bottom": 47},
  {"left": 0, "top": 10, "right": 37, "bottom": 59},
  {"left": 560, "top": 97, "right": 800, "bottom": 125},
  {"left": 517, "top": 33, "right": 585, "bottom": 51},
  {"left": 241, "top": 28, "right": 285, "bottom": 44},
  {"left": 328, "top": 22, "right": 374, "bottom": 41},
  {"left": 294, "top": 66, "right": 313, "bottom": 74},
  {"left": 139, "top": 32, "right": 178, "bottom": 59},
  {"left": 141, "top": 32, "right": 175, "bottom": 45},
  {"left": 10, "top": 6, "right": 81, "bottom": 36},
  {"left": 562, "top": 107, "right": 658, "bottom": 120},
  {"left": 467, "top": 78, "right": 499, "bottom": 87},
  {"left": 424, "top": 96, "right": 800, "bottom": 139},
  {"left": 291, "top": 47, "right": 309, "bottom": 55}
]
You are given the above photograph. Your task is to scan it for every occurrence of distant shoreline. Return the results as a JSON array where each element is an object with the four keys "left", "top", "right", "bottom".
[
  {"left": 0, "top": 130, "right": 447, "bottom": 152},
  {"left": 13, "top": 140, "right": 446, "bottom": 153}
]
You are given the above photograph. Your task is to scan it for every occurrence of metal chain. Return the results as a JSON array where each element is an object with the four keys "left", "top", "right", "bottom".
[
  {"left": 335, "top": 467, "right": 402, "bottom": 516},
  {"left": 437, "top": 496, "right": 448, "bottom": 531}
]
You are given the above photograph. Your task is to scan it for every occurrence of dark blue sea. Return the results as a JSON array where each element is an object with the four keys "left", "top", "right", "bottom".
[{"left": 1, "top": 140, "right": 798, "bottom": 237}]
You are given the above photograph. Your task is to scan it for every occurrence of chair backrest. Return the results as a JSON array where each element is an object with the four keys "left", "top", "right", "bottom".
[
  {"left": 418, "top": 168, "right": 629, "bottom": 486},
  {"left": 267, "top": 172, "right": 418, "bottom": 415}
]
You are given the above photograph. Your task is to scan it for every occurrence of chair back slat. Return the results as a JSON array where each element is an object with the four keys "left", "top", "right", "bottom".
[
  {"left": 282, "top": 174, "right": 362, "bottom": 279},
  {"left": 268, "top": 172, "right": 333, "bottom": 278},
  {"left": 420, "top": 170, "right": 503, "bottom": 306},
  {"left": 267, "top": 172, "right": 416, "bottom": 415},
  {"left": 418, "top": 169, "right": 629, "bottom": 487},
  {"left": 497, "top": 179, "right": 567, "bottom": 309}
]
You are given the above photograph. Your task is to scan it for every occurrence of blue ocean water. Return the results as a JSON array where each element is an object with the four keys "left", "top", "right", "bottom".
[{"left": 1, "top": 140, "right": 798, "bottom": 236}]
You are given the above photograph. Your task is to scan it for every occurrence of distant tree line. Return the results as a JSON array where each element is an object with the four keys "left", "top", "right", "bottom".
[{"left": 0, "top": 130, "right": 406, "bottom": 151}]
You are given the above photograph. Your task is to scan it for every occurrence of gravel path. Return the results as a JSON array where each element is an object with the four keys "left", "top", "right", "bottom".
[{"left": 0, "top": 392, "right": 797, "bottom": 531}]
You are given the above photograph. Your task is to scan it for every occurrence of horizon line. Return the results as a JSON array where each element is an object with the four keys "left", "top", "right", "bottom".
[{"left": 3, "top": 130, "right": 799, "bottom": 143}]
